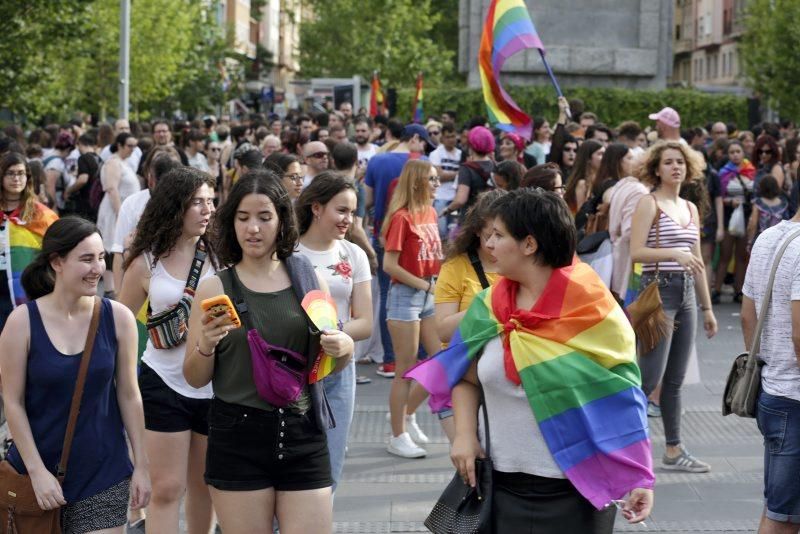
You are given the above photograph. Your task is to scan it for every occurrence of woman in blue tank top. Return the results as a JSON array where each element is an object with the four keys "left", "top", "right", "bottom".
[{"left": 0, "top": 216, "right": 150, "bottom": 533}]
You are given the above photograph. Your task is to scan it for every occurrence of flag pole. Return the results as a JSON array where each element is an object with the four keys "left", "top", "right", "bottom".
[{"left": 538, "top": 50, "right": 572, "bottom": 120}]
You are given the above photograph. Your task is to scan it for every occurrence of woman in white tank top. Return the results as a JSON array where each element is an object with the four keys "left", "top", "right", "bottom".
[
  {"left": 630, "top": 141, "right": 717, "bottom": 474},
  {"left": 118, "top": 166, "right": 218, "bottom": 534}
]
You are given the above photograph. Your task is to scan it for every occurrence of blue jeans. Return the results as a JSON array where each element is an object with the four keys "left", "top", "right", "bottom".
[
  {"left": 373, "top": 240, "right": 395, "bottom": 364},
  {"left": 757, "top": 391, "right": 800, "bottom": 524},
  {"left": 433, "top": 199, "right": 456, "bottom": 242},
  {"left": 638, "top": 272, "right": 697, "bottom": 446},
  {"left": 323, "top": 361, "right": 355, "bottom": 491}
]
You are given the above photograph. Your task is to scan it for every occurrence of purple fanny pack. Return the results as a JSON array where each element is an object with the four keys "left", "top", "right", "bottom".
[{"left": 246, "top": 329, "right": 307, "bottom": 407}]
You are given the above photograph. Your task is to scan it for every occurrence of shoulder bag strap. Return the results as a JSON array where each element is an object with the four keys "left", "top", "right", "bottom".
[
  {"left": 224, "top": 268, "right": 256, "bottom": 332},
  {"left": 468, "top": 249, "right": 491, "bottom": 290},
  {"left": 57, "top": 296, "right": 101, "bottom": 478},
  {"left": 750, "top": 227, "right": 800, "bottom": 357},
  {"left": 649, "top": 194, "right": 661, "bottom": 277},
  {"left": 475, "top": 348, "right": 491, "bottom": 459},
  {"left": 183, "top": 240, "right": 208, "bottom": 298}
]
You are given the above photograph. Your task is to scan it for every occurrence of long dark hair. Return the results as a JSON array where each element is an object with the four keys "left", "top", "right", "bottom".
[
  {"left": 264, "top": 152, "right": 299, "bottom": 174},
  {"left": 592, "top": 143, "right": 630, "bottom": 198},
  {"left": 447, "top": 189, "right": 507, "bottom": 260},
  {"left": 21, "top": 217, "right": 99, "bottom": 300},
  {"left": 564, "top": 140, "right": 603, "bottom": 208},
  {"left": 212, "top": 169, "right": 298, "bottom": 265},
  {"left": 295, "top": 171, "right": 357, "bottom": 235},
  {"left": 754, "top": 135, "right": 780, "bottom": 169},
  {"left": 109, "top": 132, "right": 133, "bottom": 154},
  {"left": 0, "top": 152, "right": 37, "bottom": 222},
  {"left": 124, "top": 166, "right": 218, "bottom": 270}
]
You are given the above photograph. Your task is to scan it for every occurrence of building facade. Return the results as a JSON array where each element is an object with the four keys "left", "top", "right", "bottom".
[
  {"left": 671, "top": 0, "right": 747, "bottom": 94},
  {"left": 459, "top": 0, "right": 674, "bottom": 90}
]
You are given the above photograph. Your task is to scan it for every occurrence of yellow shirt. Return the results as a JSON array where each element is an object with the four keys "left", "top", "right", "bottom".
[{"left": 434, "top": 253, "right": 500, "bottom": 312}]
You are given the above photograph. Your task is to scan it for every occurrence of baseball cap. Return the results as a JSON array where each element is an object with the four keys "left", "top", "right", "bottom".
[
  {"left": 648, "top": 107, "right": 681, "bottom": 128},
  {"left": 402, "top": 123, "right": 432, "bottom": 148},
  {"left": 468, "top": 126, "right": 495, "bottom": 154}
]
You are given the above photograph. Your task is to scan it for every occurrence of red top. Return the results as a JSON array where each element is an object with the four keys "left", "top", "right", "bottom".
[{"left": 384, "top": 207, "right": 442, "bottom": 281}]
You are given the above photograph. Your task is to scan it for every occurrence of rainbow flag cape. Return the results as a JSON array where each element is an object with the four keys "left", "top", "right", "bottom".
[
  {"left": 624, "top": 262, "right": 643, "bottom": 307},
  {"left": 369, "top": 71, "right": 385, "bottom": 118},
  {"left": 718, "top": 158, "right": 756, "bottom": 196},
  {"left": 2, "top": 203, "right": 58, "bottom": 306},
  {"left": 405, "top": 261, "right": 654, "bottom": 509},
  {"left": 411, "top": 72, "right": 423, "bottom": 123},
  {"left": 478, "top": 0, "right": 543, "bottom": 141},
  {"left": 302, "top": 290, "right": 339, "bottom": 383}
]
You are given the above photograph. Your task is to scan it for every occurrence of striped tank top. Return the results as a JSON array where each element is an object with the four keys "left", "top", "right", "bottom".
[{"left": 642, "top": 200, "right": 698, "bottom": 273}]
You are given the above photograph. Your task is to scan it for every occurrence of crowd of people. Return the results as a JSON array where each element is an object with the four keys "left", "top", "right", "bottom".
[{"left": 0, "top": 93, "right": 797, "bottom": 532}]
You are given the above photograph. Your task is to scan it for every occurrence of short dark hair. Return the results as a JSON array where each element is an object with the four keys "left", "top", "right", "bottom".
[
  {"left": 331, "top": 142, "right": 358, "bottom": 171},
  {"left": 586, "top": 123, "right": 612, "bottom": 141},
  {"left": 109, "top": 132, "right": 133, "bottom": 153},
  {"left": 387, "top": 119, "right": 404, "bottom": 140},
  {"left": 758, "top": 174, "right": 782, "bottom": 199},
  {"left": 617, "top": 121, "right": 642, "bottom": 140},
  {"left": 494, "top": 160, "right": 523, "bottom": 190},
  {"left": 489, "top": 188, "right": 576, "bottom": 268},
  {"left": 441, "top": 123, "right": 456, "bottom": 135},
  {"left": 236, "top": 149, "right": 263, "bottom": 170},
  {"left": 212, "top": 170, "right": 297, "bottom": 264},
  {"left": 78, "top": 133, "right": 96, "bottom": 146},
  {"left": 187, "top": 128, "right": 206, "bottom": 142},
  {"left": 521, "top": 162, "right": 561, "bottom": 191},
  {"left": 264, "top": 152, "right": 299, "bottom": 174}
]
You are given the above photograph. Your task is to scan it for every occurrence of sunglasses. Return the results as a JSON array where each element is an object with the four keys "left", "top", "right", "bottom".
[
  {"left": 758, "top": 149, "right": 773, "bottom": 155},
  {"left": 209, "top": 147, "right": 222, "bottom": 152},
  {"left": 428, "top": 130, "right": 441, "bottom": 135},
  {"left": 306, "top": 152, "right": 329, "bottom": 159}
]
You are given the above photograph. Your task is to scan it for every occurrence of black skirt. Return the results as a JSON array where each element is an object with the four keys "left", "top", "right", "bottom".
[{"left": 491, "top": 471, "right": 616, "bottom": 534}]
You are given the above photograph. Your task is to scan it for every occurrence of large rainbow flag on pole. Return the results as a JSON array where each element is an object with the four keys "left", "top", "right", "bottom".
[
  {"left": 411, "top": 72, "right": 423, "bottom": 123},
  {"left": 406, "top": 260, "right": 654, "bottom": 509}
]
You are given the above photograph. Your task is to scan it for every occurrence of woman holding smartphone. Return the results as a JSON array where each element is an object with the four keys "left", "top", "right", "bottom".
[{"left": 118, "top": 166, "right": 218, "bottom": 533}]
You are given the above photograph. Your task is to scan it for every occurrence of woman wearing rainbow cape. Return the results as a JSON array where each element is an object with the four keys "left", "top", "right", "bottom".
[
  {"left": 407, "top": 189, "right": 653, "bottom": 532},
  {"left": 713, "top": 140, "right": 756, "bottom": 303},
  {"left": 0, "top": 152, "right": 58, "bottom": 330}
]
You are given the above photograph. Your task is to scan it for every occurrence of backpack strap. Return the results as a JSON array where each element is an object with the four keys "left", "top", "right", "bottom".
[{"left": 468, "top": 248, "right": 490, "bottom": 290}]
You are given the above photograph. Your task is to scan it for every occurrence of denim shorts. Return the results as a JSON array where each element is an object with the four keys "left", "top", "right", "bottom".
[
  {"left": 756, "top": 391, "right": 800, "bottom": 524},
  {"left": 205, "top": 398, "right": 332, "bottom": 492},
  {"left": 386, "top": 281, "right": 435, "bottom": 322}
]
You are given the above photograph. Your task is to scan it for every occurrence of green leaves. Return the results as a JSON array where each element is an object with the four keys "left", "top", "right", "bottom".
[
  {"left": 395, "top": 86, "right": 749, "bottom": 130},
  {"left": 298, "top": 0, "right": 457, "bottom": 87},
  {"left": 740, "top": 0, "right": 800, "bottom": 118}
]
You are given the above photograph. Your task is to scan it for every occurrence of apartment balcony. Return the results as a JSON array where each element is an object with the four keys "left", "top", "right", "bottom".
[{"left": 674, "top": 38, "right": 693, "bottom": 56}]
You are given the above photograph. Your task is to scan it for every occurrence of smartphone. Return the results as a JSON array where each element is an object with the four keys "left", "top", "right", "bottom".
[{"left": 200, "top": 295, "right": 241, "bottom": 329}]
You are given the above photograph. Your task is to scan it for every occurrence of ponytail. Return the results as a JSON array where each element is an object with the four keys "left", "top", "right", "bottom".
[{"left": 21, "top": 254, "right": 55, "bottom": 300}]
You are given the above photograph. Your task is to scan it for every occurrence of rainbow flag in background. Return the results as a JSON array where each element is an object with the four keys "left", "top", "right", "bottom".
[
  {"left": 479, "top": 0, "right": 544, "bottom": 140},
  {"left": 369, "top": 71, "right": 385, "bottom": 118},
  {"left": 3, "top": 204, "right": 58, "bottom": 306},
  {"left": 411, "top": 72, "right": 423, "bottom": 123},
  {"left": 405, "top": 260, "right": 654, "bottom": 509}
]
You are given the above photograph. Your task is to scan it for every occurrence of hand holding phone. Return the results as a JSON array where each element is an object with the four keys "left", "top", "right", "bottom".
[{"left": 200, "top": 295, "right": 241, "bottom": 329}]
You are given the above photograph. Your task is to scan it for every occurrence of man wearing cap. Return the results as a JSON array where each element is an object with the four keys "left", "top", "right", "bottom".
[
  {"left": 649, "top": 107, "right": 686, "bottom": 144},
  {"left": 364, "top": 124, "right": 431, "bottom": 377},
  {"left": 441, "top": 125, "right": 495, "bottom": 223}
]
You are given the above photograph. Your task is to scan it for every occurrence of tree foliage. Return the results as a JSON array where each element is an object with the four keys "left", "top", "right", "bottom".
[
  {"left": 298, "top": 0, "right": 457, "bottom": 87},
  {"left": 740, "top": 0, "right": 800, "bottom": 118}
]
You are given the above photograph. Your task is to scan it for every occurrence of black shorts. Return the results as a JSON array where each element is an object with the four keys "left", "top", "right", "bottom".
[
  {"left": 204, "top": 398, "right": 332, "bottom": 492},
  {"left": 138, "top": 363, "right": 210, "bottom": 435}
]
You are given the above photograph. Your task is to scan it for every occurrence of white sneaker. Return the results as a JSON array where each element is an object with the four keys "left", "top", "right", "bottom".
[
  {"left": 405, "top": 414, "right": 430, "bottom": 444},
  {"left": 387, "top": 432, "right": 427, "bottom": 458}
]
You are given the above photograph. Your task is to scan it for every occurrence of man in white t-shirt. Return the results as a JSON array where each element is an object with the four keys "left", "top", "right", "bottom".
[
  {"left": 354, "top": 117, "right": 377, "bottom": 171},
  {"left": 100, "top": 118, "right": 143, "bottom": 173},
  {"left": 428, "top": 124, "right": 462, "bottom": 240},
  {"left": 741, "top": 216, "right": 800, "bottom": 531}
]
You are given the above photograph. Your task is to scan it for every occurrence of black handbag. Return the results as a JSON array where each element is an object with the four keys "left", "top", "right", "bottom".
[{"left": 424, "top": 382, "right": 493, "bottom": 534}]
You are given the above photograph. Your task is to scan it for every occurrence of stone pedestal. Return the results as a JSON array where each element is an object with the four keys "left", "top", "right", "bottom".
[{"left": 461, "top": 0, "right": 673, "bottom": 90}]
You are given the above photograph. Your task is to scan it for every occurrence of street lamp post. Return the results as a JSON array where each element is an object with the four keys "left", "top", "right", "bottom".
[{"left": 119, "top": 0, "right": 131, "bottom": 120}]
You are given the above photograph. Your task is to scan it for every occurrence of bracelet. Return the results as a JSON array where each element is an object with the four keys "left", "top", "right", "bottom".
[
  {"left": 700, "top": 305, "right": 712, "bottom": 312},
  {"left": 196, "top": 342, "right": 214, "bottom": 358}
]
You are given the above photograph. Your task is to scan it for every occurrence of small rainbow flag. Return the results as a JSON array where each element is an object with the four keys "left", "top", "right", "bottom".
[
  {"left": 479, "top": 0, "right": 544, "bottom": 140},
  {"left": 2, "top": 203, "right": 58, "bottom": 306},
  {"left": 302, "top": 290, "right": 339, "bottom": 383},
  {"left": 405, "top": 260, "right": 654, "bottom": 509},
  {"left": 370, "top": 71, "right": 384, "bottom": 118},
  {"left": 411, "top": 72, "right": 424, "bottom": 123}
]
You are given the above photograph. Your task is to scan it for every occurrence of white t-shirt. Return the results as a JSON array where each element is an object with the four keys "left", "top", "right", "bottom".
[
  {"left": 743, "top": 220, "right": 800, "bottom": 401},
  {"left": 428, "top": 145, "right": 462, "bottom": 201},
  {"left": 44, "top": 156, "right": 72, "bottom": 210},
  {"left": 357, "top": 144, "right": 377, "bottom": 169},
  {"left": 100, "top": 145, "right": 142, "bottom": 174},
  {"left": 188, "top": 152, "right": 210, "bottom": 173},
  {"left": 111, "top": 189, "right": 151, "bottom": 254},
  {"left": 295, "top": 239, "right": 371, "bottom": 324}
]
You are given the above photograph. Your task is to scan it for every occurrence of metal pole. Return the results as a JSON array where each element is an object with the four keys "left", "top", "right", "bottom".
[{"left": 119, "top": 0, "right": 131, "bottom": 119}]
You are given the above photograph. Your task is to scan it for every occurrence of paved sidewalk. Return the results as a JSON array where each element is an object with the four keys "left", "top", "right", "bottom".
[{"left": 333, "top": 302, "right": 766, "bottom": 533}]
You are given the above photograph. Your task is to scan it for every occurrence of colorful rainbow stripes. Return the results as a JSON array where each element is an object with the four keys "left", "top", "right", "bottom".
[
  {"left": 718, "top": 158, "right": 756, "bottom": 196},
  {"left": 3, "top": 204, "right": 58, "bottom": 306},
  {"left": 406, "top": 261, "right": 654, "bottom": 509},
  {"left": 479, "top": 0, "right": 543, "bottom": 141},
  {"left": 411, "top": 72, "right": 424, "bottom": 123}
]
